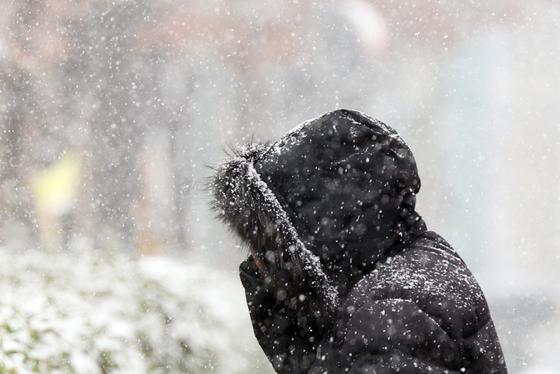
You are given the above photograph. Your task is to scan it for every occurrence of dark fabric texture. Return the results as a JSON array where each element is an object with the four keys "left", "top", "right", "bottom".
[{"left": 212, "top": 109, "right": 507, "bottom": 373}]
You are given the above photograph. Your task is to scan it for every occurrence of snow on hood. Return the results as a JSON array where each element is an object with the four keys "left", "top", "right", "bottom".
[{"left": 212, "top": 109, "right": 426, "bottom": 296}]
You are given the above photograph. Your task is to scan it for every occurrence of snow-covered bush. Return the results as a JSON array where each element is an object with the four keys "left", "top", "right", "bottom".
[{"left": 0, "top": 249, "right": 272, "bottom": 373}]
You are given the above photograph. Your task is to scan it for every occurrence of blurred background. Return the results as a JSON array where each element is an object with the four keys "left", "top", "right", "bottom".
[{"left": 0, "top": 0, "right": 558, "bottom": 372}]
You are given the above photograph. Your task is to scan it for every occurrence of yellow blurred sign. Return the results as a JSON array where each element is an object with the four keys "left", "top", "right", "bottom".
[
  {"left": 32, "top": 151, "right": 82, "bottom": 248},
  {"left": 33, "top": 151, "right": 82, "bottom": 216}
]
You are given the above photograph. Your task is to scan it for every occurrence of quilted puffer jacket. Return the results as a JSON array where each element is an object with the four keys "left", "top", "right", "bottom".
[{"left": 212, "top": 109, "right": 507, "bottom": 373}]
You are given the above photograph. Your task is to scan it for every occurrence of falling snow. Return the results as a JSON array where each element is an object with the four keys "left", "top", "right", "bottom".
[{"left": 0, "top": 0, "right": 558, "bottom": 373}]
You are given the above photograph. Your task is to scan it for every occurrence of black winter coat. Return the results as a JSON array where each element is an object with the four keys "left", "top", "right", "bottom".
[{"left": 212, "top": 109, "right": 507, "bottom": 373}]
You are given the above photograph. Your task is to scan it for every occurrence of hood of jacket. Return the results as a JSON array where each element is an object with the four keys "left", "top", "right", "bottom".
[{"left": 212, "top": 109, "right": 426, "bottom": 295}]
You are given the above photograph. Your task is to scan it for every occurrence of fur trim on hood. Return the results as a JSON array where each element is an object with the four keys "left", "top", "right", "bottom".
[{"left": 211, "top": 143, "right": 339, "bottom": 319}]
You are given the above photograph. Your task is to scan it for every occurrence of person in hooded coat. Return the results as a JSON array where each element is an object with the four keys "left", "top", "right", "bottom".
[{"left": 212, "top": 109, "right": 507, "bottom": 374}]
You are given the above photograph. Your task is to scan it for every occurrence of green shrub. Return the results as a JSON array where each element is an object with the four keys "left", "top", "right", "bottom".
[{"left": 0, "top": 250, "right": 272, "bottom": 373}]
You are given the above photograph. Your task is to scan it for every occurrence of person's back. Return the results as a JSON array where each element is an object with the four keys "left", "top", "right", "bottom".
[
  {"left": 212, "top": 109, "right": 507, "bottom": 373},
  {"left": 319, "top": 230, "right": 505, "bottom": 372}
]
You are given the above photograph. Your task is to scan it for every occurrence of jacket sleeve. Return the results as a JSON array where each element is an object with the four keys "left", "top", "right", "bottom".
[{"left": 239, "top": 257, "right": 323, "bottom": 373}]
